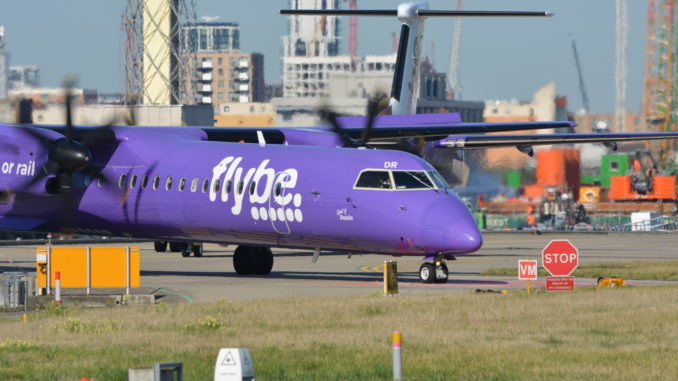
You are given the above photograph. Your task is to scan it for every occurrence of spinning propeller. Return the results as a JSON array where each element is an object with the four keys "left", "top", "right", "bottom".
[
  {"left": 12, "top": 77, "right": 121, "bottom": 227},
  {"left": 319, "top": 97, "right": 381, "bottom": 148}
]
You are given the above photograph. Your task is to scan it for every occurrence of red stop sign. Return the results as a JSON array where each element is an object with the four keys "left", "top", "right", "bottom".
[{"left": 542, "top": 240, "right": 578, "bottom": 276}]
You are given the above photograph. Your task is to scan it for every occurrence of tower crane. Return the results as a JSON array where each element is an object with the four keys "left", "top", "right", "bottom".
[
  {"left": 570, "top": 35, "right": 591, "bottom": 113},
  {"left": 447, "top": 0, "right": 462, "bottom": 99}
]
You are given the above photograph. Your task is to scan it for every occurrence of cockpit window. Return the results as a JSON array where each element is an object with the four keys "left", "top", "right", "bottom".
[
  {"left": 428, "top": 170, "right": 450, "bottom": 189},
  {"left": 355, "top": 170, "right": 392, "bottom": 190},
  {"left": 392, "top": 171, "right": 433, "bottom": 189}
]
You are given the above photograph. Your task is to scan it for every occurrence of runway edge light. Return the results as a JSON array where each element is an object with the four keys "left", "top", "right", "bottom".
[{"left": 215, "top": 348, "right": 255, "bottom": 381}]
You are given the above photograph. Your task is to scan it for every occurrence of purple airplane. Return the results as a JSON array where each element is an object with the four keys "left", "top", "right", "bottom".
[{"left": 2, "top": 2, "right": 678, "bottom": 284}]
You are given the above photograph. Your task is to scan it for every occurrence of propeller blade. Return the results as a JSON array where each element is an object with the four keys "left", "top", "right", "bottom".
[
  {"left": 360, "top": 98, "right": 379, "bottom": 145},
  {"left": 318, "top": 107, "right": 354, "bottom": 147},
  {"left": 80, "top": 126, "right": 117, "bottom": 147},
  {"left": 58, "top": 172, "right": 77, "bottom": 228},
  {"left": 62, "top": 75, "right": 78, "bottom": 142}
]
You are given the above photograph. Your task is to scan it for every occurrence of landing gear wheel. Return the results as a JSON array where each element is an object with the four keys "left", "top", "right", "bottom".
[
  {"left": 179, "top": 243, "right": 191, "bottom": 257},
  {"left": 233, "top": 246, "right": 273, "bottom": 275},
  {"left": 233, "top": 246, "right": 256, "bottom": 275},
  {"left": 434, "top": 263, "right": 449, "bottom": 284},
  {"left": 419, "top": 262, "right": 436, "bottom": 284},
  {"left": 169, "top": 242, "right": 183, "bottom": 253},
  {"left": 254, "top": 247, "right": 273, "bottom": 275},
  {"left": 154, "top": 241, "right": 167, "bottom": 253},
  {"left": 192, "top": 244, "right": 203, "bottom": 257}
]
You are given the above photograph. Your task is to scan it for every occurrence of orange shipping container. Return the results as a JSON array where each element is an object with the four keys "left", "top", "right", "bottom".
[
  {"left": 652, "top": 176, "right": 676, "bottom": 199},
  {"left": 535, "top": 148, "right": 581, "bottom": 195}
]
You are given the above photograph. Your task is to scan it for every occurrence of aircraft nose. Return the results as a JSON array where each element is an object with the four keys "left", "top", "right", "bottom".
[
  {"left": 423, "top": 196, "right": 483, "bottom": 253},
  {"left": 448, "top": 212, "right": 483, "bottom": 253}
]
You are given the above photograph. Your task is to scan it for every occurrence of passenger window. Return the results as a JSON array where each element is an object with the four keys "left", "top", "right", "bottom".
[
  {"left": 165, "top": 176, "right": 173, "bottom": 191},
  {"left": 190, "top": 178, "right": 198, "bottom": 192},
  {"left": 355, "top": 170, "right": 392, "bottom": 189},
  {"left": 225, "top": 179, "right": 232, "bottom": 194},
  {"left": 237, "top": 180, "right": 244, "bottom": 194},
  {"left": 213, "top": 179, "right": 221, "bottom": 194},
  {"left": 118, "top": 174, "right": 127, "bottom": 189},
  {"left": 274, "top": 182, "right": 282, "bottom": 196},
  {"left": 249, "top": 181, "right": 256, "bottom": 195},
  {"left": 202, "top": 178, "right": 209, "bottom": 193},
  {"left": 392, "top": 171, "right": 433, "bottom": 189},
  {"left": 141, "top": 175, "right": 149, "bottom": 189},
  {"left": 130, "top": 174, "right": 137, "bottom": 189},
  {"left": 178, "top": 177, "right": 186, "bottom": 191},
  {"left": 152, "top": 176, "right": 160, "bottom": 190}
]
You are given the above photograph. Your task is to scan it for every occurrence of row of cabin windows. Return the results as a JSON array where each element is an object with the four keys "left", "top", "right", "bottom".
[{"left": 104, "top": 174, "right": 284, "bottom": 197}]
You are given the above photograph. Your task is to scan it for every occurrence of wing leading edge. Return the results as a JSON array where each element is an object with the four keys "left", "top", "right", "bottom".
[{"left": 436, "top": 132, "right": 678, "bottom": 149}]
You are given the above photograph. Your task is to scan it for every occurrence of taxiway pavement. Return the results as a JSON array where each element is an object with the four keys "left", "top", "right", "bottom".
[{"left": 1, "top": 232, "right": 677, "bottom": 303}]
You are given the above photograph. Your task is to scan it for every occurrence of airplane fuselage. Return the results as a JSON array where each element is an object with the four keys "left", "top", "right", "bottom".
[{"left": 0, "top": 126, "right": 482, "bottom": 256}]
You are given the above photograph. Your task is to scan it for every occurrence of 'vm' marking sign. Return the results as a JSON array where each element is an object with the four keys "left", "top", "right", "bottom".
[{"left": 518, "top": 260, "right": 538, "bottom": 280}]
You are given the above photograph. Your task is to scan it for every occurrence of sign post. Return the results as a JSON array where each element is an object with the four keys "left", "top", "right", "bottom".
[
  {"left": 384, "top": 261, "right": 398, "bottom": 296},
  {"left": 542, "top": 240, "right": 578, "bottom": 292},
  {"left": 518, "top": 259, "right": 538, "bottom": 294}
]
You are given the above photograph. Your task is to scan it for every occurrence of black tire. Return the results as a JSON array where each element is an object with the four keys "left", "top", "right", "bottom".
[
  {"left": 192, "top": 244, "right": 204, "bottom": 257},
  {"left": 233, "top": 246, "right": 255, "bottom": 275},
  {"left": 434, "top": 263, "right": 449, "bottom": 284},
  {"left": 180, "top": 245, "right": 191, "bottom": 258},
  {"left": 154, "top": 241, "right": 168, "bottom": 253},
  {"left": 169, "top": 241, "right": 183, "bottom": 253},
  {"left": 419, "top": 262, "right": 436, "bottom": 284},
  {"left": 254, "top": 247, "right": 273, "bottom": 275}
]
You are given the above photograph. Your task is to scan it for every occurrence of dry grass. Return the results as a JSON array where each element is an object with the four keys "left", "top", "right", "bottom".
[
  {"left": 2, "top": 287, "right": 678, "bottom": 380},
  {"left": 482, "top": 260, "right": 678, "bottom": 280}
]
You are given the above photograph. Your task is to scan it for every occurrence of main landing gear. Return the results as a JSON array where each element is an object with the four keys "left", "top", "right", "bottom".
[
  {"left": 419, "top": 254, "right": 454, "bottom": 284},
  {"left": 233, "top": 246, "right": 273, "bottom": 276},
  {"left": 154, "top": 241, "right": 203, "bottom": 257}
]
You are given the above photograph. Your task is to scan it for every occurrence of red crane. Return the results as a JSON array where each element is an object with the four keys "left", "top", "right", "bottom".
[{"left": 347, "top": 0, "right": 357, "bottom": 57}]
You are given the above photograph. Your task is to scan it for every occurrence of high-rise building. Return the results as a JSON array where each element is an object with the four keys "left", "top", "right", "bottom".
[
  {"left": 183, "top": 22, "right": 265, "bottom": 113},
  {"left": 8, "top": 65, "right": 39, "bottom": 90},
  {"left": 0, "top": 26, "right": 8, "bottom": 99},
  {"left": 186, "top": 22, "right": 239, "bottom": 52},
  {"left": 283, "top": 0, "right": 340, "bottom": 58}
]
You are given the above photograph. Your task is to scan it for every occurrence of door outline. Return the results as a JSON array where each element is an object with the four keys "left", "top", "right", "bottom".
[{"left": 269, "top": 171, "right": 291, "bottom": 234}]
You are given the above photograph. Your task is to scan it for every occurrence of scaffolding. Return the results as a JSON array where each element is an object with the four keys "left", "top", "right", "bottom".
[
  {"left": 122, "top": 0, "right": 198, "bottom": 105},
  {"left": 643, "top": 0, "right": 678, "bottom": 172},
  {"left": 0, "top": 26, "right": 8, "bottom": 100}
]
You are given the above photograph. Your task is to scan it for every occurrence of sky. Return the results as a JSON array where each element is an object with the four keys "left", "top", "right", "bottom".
[{"left": 0, "top": 1, "right": 647, "bottom": 114}]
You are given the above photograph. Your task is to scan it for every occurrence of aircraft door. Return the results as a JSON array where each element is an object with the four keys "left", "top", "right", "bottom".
[{"left": 268, "top": 171, "right": 292, "bottom": 234}]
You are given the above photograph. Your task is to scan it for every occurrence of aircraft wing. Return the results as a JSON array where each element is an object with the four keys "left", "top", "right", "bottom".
[
  {"left": 341, "top": 121, "right": 575, "bottom": 141},
  {"left": 435, "top": 132, "right": 678, "bottom": 149}
]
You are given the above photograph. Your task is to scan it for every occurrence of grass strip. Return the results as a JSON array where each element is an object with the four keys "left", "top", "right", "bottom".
[
  {"left": 482, "top": 260, "right": 678, "bottom": 280},
  {"left": 2, "top": 287, "right": 678, "bottom": 380}
]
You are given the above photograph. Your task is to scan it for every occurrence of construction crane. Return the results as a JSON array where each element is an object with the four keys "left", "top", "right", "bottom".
[
  {"left": 615, "top": 0, "right": 628, "bottom": 132},
  {"left": 346, "top": 0, "right": 358, "bottom": 57},
  {"left": 447, "top": 0, "right": 462, "bottom": 99},
  {"left": 643, "top": 0, "right": 677, "bottom": 171},
  {"left": 570, "top": 35, "right": 591, "bottom": 113}
]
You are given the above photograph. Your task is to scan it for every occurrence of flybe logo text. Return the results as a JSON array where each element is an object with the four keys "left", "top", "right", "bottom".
[{"left": 209, "top": 157, "right": 303, "bottom": 223}]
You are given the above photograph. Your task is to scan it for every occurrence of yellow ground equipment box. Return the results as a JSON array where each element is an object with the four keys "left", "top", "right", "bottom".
[
  {"left": 597, "top": 277, "right": 626, "bottom": 288},
  {"left": 36, "top": 246, "right": 140, "bottom": 291}
]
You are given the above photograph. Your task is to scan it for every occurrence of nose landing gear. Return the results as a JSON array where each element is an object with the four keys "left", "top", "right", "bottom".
[{"left": 418, "top": 254, "right": 455, "bottom": 284}]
